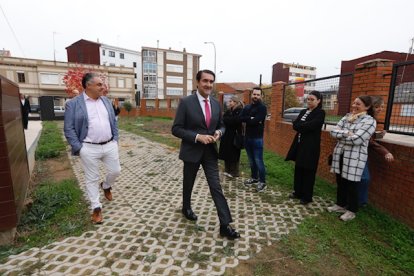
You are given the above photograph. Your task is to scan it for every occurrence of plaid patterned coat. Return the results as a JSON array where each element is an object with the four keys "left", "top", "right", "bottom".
[{"left": 330, "top": 114, "right": 376, "bottom": 182}]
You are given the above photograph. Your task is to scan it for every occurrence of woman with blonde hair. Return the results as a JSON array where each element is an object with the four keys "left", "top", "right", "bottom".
[{"left": 219, "top": 95, "right": 244, "bottom": 178}]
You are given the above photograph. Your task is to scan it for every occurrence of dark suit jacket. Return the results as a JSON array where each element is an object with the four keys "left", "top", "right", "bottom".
[
  {"left": 285, "top": 108, "right": 325, "bottom": 170},
  {"left": 21, "top": 98, "right": 31, "bottom": 115},
  {"left": 172, "top": 94, "right": 225, "bottom": 163}
]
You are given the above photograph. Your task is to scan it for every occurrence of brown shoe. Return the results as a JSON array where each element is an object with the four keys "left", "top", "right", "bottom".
[
  {"left": 91, "top": 207, "right": 103, "bottom": 224},
  {"left": 100, "top": 182, "right": 113, "bottom": 201}
]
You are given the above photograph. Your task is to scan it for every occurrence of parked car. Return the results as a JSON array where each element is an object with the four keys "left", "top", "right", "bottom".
[
  {"left": 54, "top": 106, "right": 65, "bottom": 116},
  {"left": 283, "top": 107, "right": 307, "bottom": 121},
  {"left": 30, "top": 104, "right": 40, "bottom": 113}
]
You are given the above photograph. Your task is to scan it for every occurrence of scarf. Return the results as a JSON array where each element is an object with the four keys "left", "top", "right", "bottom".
[{"left": 347, "top": 111, "right": 367, "bottom": 123}]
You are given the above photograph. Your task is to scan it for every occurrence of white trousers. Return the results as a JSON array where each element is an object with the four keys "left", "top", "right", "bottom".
[{"left": 79, "top": 141, "right": 121, "bottom": 210}]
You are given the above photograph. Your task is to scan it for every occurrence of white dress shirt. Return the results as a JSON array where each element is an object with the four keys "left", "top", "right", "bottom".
[{"left": 83, "top": 93, "right": 112, "bottom": 143}]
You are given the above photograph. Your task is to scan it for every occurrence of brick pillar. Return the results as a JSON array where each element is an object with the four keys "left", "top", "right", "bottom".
[
  {"left": 155, "top": 98, "right": 160, "bottom": 109},
  {"left": 167, "top": 99, "right": 172, "bottom": 109},
  {"left": 140, "top": 99, "right": 147, "bottom": 116},
  {"left": 351, "top": 59, "right": 393, "bottom": 129},
  {"left": 271, "top": 81, "right": 285, "bottom": 123}
]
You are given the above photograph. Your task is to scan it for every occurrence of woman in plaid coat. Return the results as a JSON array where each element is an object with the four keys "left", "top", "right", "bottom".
[{"left": 327, "top": 95, "right": 376, "bottom": 221}]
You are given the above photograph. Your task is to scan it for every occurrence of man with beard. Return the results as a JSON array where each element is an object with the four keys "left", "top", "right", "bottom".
[{"left": 240, "top": 87, "right": 268, "bottom": 192}]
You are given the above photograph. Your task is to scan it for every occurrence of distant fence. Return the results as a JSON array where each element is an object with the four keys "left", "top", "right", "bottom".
[
  {"left": 282, "top": 73, "right": 353, "bottom": 125},
  {"left": 385, "top": 60, "right": 414, "bottom": 136}
]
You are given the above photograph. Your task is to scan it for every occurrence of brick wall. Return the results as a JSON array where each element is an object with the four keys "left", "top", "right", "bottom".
[{"left": 264, "top": 61, "right": 414, "bottom": 228}]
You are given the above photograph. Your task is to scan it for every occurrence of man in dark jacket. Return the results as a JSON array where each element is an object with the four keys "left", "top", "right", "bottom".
[
  {"left": 172, "top": 69, "right": 240, "bottom": 240},
  {"left": 240, "top": 87, "right": 267, "bottom": 192},
  {"left": 20, "top": 93, "right": 31, "bottom": 130}
]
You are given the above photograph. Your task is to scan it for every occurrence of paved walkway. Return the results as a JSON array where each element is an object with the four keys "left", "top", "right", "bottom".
[{"left": 0, "top": 130, "right": 332, "bottom": 275}]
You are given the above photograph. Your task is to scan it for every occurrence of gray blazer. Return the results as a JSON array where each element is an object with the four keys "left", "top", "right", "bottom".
[
  {"left": 64, "top": 94, "right": 118, "bottom": 155},
  {"left": 172, "top": 94, "right": 225, "bottom": 163}
]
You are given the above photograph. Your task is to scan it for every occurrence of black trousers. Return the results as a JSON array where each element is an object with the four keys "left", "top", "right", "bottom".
[
  {"left": 224, "top": 161, "right": 240, "bottom": 177},
  {"left": 22, "top": 114, "right": 29, "bottom": 129},
  {"left": 183, "top": 146, "right": 232, "bottom": 225},
  {"left": 336, "top": 174, "right": 359, "bottom": 213},
  {"left": 293, "top": 165, "right": 316, "bottom": 202}
]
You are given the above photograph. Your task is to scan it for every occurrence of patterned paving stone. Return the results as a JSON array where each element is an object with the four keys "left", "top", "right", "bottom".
[{"left": 0, "top": 130, "right": 333, "bottom": 275}]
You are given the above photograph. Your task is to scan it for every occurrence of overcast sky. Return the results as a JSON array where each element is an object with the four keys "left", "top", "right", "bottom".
[{"left": 1, "top": 0, "right": 413, "bottom": 84}]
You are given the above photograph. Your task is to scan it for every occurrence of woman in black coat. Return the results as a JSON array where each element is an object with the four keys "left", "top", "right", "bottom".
[
  {"left": 285, "top": 91, "right": 325, "bottom": 205},
  {"left": 219, "top": 96, "right": 244, "bottom": 178}
]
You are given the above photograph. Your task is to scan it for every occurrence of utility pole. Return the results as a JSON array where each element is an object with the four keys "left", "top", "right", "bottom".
[
  {"left": 53, "top": 31, "right": 56, "bottom": 62},
  {"left": 400, "top": 36, "right": 414, "bottom": 82}
]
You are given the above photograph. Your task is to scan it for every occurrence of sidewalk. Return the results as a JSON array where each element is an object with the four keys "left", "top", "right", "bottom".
[
  {"left": 0, "top": 130, "right": 332, "bottom": 275},
  {"left": 24, "top": 120, "right": 42, "bottom": 174}
]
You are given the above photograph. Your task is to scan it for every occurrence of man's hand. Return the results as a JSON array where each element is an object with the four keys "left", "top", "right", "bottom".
[
  {"left": 385, "top": 153, "right": 394, "bottom": 162},
  {"left": 197, "top": 134, "right": 215, "bottom": 144}
]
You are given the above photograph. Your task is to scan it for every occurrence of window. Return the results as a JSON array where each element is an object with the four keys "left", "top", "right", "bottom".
[
  {"left": 40, "top": 73, "right": 59, "bottom": 85},
  {"left": 120, "top": 53, "right": 125, "bottom": 59},
  {"left": 109, "top": 63, "right": 115, "bottom": 66},
  {"left": 102, "top": 49, "right": 105, "bottom": 56},
  {"left": 133, "top": 62, "right": 137, "bottom": 68},
  {"left": 135, "top": 84, "right": 138, "bottom": 89},
  {"left": 166, "top": 76, "right": 183, "bottom": 84},
  {"left": 109, "top": 51, "right": 115, "bottom": 57},
  {"left": 166, "top": 52, "right": 183, "bottom": 61},
  {"left": 134, "top": 73, "right": 137, "bottom": 78},
  {"left": 166, "top": 87, "right": 183, "bottom": 96},
  {"left": 118, "top": 79, "right": 125, "bottom": 88},
  {"left": 17, "top": 72, "right": 25, "bottom": 83},
  {"left": 166, "top": 64, "right": 183, "bottom": 73},
  {"left": 142, "top": 50, "right": 157, "bottom": 62},
  {"left": 401, "top": 104, "right": 414, "bottom": 116}
]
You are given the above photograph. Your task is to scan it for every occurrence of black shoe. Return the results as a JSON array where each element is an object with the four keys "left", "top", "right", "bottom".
[
  {"left": 300, "top": 199, "right": 312, "bottom": 205},
  {"left": 182, "top": 208, "right": 198, "bottom": 221},
  {"left": 220, "top": 225, "right": 241, "bottom": 240},
  {"left": 289, "top": 192, "right": 300, "bottom": 199}
]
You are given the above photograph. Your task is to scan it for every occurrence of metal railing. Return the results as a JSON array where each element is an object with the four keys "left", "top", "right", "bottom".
[
  {"left": 282, "top": 73, "right": 353, "bottom": 125},
  {"left": 385, "top": 60, "right": 414, "bottom": 136}
]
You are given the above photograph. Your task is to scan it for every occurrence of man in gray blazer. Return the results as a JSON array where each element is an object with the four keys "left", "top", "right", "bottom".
[
  {"left": 172, "top": 69, "right": 240, "bottom": 239},
  {"left": 64, "top": 73, "right": 121, "bottom": 224}
]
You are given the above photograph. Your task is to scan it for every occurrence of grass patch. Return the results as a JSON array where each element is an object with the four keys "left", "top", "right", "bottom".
[
  {"left": 35, "top": 121, "right": 66, "bottom": 160},
  {"left": 238, "top": 148, "right": 414, "bottom": 275},
  {"left": 118, "top": 116, "right": 180, "bottom": 148},
  {"left": 0, "top": 121, "right": 92, "bottom": 264}
]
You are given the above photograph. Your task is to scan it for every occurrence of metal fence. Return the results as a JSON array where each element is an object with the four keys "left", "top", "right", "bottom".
[
  {"left": 282, "top": 73, "right": 353, "bottom": 125},
  {"left": 385, "top": 60, "right": 414, "bottom": 135}
]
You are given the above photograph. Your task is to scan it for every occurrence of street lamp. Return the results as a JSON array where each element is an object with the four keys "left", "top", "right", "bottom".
[{"left": 204, "top": 42, "right": 216, "bottom": 75}]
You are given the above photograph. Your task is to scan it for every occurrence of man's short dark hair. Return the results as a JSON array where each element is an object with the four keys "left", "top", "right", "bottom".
[
  {"left": 196, "top": 70, "right": 215, "bottom": 82},
  {"left": 82, "top": 72, "right": 99, "bottom": 89},
  {"left": 252, "top": 87, "right": 263, "bottom": 95}
]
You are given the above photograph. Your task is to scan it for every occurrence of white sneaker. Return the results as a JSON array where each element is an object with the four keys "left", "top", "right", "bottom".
[
  {"left": 340, "top": 211, "right": 356, "bottom": 221},
  {"left": 223, "top": 172, "right": 233, "bottom": 178},
  {"left": 327, "top": 204, "right": 346, "bottom": 213}
]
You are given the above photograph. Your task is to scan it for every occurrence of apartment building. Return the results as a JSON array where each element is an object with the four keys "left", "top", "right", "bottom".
[
  {"left": 272, "top": 62, "right": 317, "bottom": 97},
  {"left": 66, "top": 39, "right": 141, "bottom": 103},
  {"left": 141, "top": 47, "right": 201, "bottom": 99},
  {"left": 0, "top": 56, "right": 135, "bottom": 106}
]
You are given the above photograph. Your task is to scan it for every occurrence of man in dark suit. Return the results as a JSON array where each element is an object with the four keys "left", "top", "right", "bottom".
[
  {"left": 172, "top": 69, "right": 240, "bottom": 239},
  {"left": 19, "top": 93, "right": 31, "bottom": 130}
]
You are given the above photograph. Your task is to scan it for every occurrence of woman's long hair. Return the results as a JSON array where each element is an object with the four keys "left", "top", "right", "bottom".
[{"left": 358, "top": 95, "right": 374, "bottom": 117}]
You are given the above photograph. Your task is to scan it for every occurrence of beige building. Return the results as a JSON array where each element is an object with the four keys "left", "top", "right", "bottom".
[
  {"left": 0, "top": 56, "right": 135, "bottom": 106},
  {"left": 142, "top": 47, "right": 201, "bottom": 99}
]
